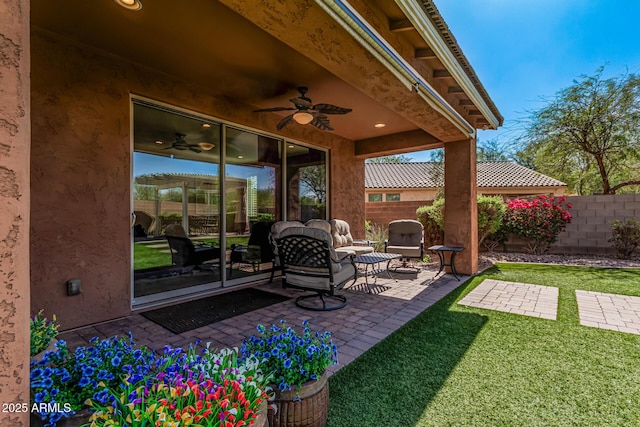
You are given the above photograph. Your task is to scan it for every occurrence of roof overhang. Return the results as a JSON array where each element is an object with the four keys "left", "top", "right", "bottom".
[{"left": 32, "top": 0, "right": 502, "bottom": 153}]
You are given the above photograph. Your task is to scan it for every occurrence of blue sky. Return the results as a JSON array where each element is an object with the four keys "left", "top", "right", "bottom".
[{"left": 411, "top": 0, "right": 640, "bottom": 162}]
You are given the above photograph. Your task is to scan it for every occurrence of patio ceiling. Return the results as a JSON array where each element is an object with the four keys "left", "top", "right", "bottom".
[{"left": 31, "top": 0, "right": 501, "bottom": 152}]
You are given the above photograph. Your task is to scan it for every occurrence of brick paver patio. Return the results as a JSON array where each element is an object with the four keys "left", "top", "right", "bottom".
[
  {"left": 59, "top": 268, "right": 466, "bottom": 376},
  {"left": 458, "top": 279, "right": 558, "bottom": 320},
  {"left": 575, "top": 290, "right": 640, "bottom": 335}
]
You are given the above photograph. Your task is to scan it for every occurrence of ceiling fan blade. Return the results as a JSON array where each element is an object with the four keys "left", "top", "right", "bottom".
[
  {"left": 189, "top": 146, "right": 202, "bottom": 153},
  {"left": 312, "top": 103, "right": 352, "bottom": 115},
  {"left": 310, "top": 114, "right": 334, "bottom": 131},
  {"left": 289, "top": 97, "right": 312, "bottom": 109},
  {"left": 253, "top": 107, "right": 296, "bottom": 112},
  {"left": 276, "top": 114, "right": 295, "bottom": 130},
  {"left": 172, "top": 145, "right": 188, "bottom": 150}
]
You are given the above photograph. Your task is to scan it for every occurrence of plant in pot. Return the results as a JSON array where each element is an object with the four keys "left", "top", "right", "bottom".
[
  {"left": 31, "top": 310, "right": 60, "bottom": 360},
  {"left": 240, "top": 320, "right": 338, "bottom": 427},
  {"left": 30, "top": 334, "right": 156, "bottom": 427},
  {"left": 88, "top": 343, "right": 271, "bottom": 427}
]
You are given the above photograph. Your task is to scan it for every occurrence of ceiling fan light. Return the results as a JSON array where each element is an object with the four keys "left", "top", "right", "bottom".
[
  {"left": 293, "top": 111, "right": 314, "bottom": 125},
  {"left": 114, "top": 0, "right": 142, "bottom": 11},
  {"left": 198, "top": 142, "right": 215, "bottom": 151}
]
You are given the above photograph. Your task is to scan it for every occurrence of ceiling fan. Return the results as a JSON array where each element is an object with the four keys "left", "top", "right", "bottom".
[
  {"left": 254, "top": 86, "right": 352, "bottom": 131},
  {"left": 163, "top": 133, "right": 201, "bottom": 153}
]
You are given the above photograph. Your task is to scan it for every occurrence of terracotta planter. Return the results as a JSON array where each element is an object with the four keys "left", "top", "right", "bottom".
[
  {"left": 254, "top": 399, "right": 269, "bottom": 427},
  {"left": 268, "top": 372, "right": 329, "bottom": 427}
]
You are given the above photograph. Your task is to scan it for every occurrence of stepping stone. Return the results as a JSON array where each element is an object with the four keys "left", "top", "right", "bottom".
[
  {"left": 576, "top": 290, "right": 640, "bottom": 335},
  {"left": 458, "top": 279, "right": 558, "bottom": 320}
]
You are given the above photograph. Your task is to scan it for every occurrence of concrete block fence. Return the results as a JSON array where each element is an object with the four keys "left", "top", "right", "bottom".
[
  {"left": 365, "top": 194, "right": 640, "bottom": 256},
  {"left": 547, "top": 194, "right": 640, "bottom": 255}
]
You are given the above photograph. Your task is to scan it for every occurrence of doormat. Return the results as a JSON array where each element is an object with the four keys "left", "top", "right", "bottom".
[{"left": 141, "top": 288, "right": 290, "bottom": 334}]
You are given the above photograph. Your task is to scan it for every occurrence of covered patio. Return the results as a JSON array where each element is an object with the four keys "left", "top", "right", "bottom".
[
  {"left": 1, "top": 0, "right": 502, "bottom": 418},
  {"left": 58, "top": 267, "right": 467, "bottom": 376}
]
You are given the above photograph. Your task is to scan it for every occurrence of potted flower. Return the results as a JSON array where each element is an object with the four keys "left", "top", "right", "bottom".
[
  {"left": 31, "top": 310, "right": 60, "bottom": 360},
  {"left": 240, "top": 320, "right": 338, "bottom": 427},
  {"left": 88, "top": 344, "right": 271, "bottom": 427},
  {"left": 30, "top": 333, "right": 156, "bottom": 427}
]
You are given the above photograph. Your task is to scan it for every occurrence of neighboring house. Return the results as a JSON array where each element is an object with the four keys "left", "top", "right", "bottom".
[{"left": 365, "top": 161, "right": 567, "bottom": 225}]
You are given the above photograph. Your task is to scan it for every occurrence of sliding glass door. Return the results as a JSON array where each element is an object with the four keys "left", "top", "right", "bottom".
[{"left": 131, "top": 100, "right": 327, "bottom": 307}]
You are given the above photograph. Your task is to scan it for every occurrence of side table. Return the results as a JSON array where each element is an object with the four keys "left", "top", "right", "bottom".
[{"left": 428, "top": 245, "right": 465, "bottom": 280}]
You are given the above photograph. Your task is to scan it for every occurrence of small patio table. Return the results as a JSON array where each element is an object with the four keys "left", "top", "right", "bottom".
[
  {"left": 428, "top": 245, "right": 465, "bottom": 280},
  {"left": 353, "top": 252, "right": 402, "bottom": 293}
]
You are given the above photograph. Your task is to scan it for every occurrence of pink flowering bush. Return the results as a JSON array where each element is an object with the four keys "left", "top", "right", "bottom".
[{"left": 503, "top": 195, "right": 572, "bottom": 254}]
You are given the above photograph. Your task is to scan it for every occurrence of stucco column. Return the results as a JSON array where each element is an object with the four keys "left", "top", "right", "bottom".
[
  {"left": 444, "top": 137, "right": 478, "bottom": 275},
  {"left": 0, "top": 0, "right": 30, "bottom": 425}
]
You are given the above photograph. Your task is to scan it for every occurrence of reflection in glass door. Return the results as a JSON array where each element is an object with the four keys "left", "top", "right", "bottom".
[
  {"left": 132, "top": 102, "right": 223, "bottom": 305},
  {"left": 225, "top": 127, "right": 281, "bottom": 281},
  {"left": 286, "top": 143, "right": 327, "bottom": 221}
]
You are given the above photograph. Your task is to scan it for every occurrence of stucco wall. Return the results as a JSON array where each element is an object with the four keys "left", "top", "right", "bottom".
[
  {"left": 31, "top": 30, "right": 362, "bottom": 329},
  {"left": 330, "top": 142, "right": 366, "bottom": 239},
  {"left": 0, "top": 0, "right": 30, "bottom": 424}
]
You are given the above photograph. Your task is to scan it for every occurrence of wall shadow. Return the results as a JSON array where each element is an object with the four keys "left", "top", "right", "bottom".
[{"left": 327, "top": 282, "right": 487, "bottom": 427}]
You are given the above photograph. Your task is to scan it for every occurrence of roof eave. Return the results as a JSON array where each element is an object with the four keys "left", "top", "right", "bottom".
[{"left": 397, "top": 0, "right": 504, "bottom": 128}]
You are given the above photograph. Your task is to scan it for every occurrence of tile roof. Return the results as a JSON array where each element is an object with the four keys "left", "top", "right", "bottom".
[{"left": 365, "top": 161, "right": 567, "bottom": 189}]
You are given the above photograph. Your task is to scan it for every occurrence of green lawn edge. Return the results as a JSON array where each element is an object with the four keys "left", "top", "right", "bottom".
[{"left": 327, "top": 263, "right": 640, "bottom": 427}]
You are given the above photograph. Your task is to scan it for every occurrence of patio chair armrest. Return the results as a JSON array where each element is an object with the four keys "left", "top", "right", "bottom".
[{"left": 353, "top": 239, "right": 371, "bottom": 246}]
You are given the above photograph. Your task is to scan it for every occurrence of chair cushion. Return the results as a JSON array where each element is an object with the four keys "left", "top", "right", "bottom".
[
  {"left": 271, "top": 220, "right": 305, "bottom": 238},
  {"left": 388, "top": 220, "right": 424, "bottom": 247},
  {"left": 305, "top": 219, "right": 332, "bottom": 234},
  {"left": 329, "top": 219, "right": 354, "bottom": 248},
  {"left": 335, "top": 245, "right": 374, "bottom": 258},
  {"left": 386, "top": 245, "right": 423, "bottom": 258}
]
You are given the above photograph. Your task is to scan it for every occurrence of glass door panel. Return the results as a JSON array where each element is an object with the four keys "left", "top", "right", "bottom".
[
  {"left": 132, "top": 102, "right": 223, "bottom": 303},
  {"left": 225, "top": 127, "right": 281, "bottom": 281},
  {"left": 286, "top": 143, "right": 327, "bottom": 221}
]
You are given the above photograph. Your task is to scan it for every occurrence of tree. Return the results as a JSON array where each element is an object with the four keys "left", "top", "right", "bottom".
[
  {"left": 477, "top": 139, "right": 509, "bottom": 162},
  {"left": 518, "top": 67, "right": 640, "bottom": 194},
  {"left": 366, "top": 154, "right": 413, "bottom": 163},
  {"left": 298, "top": 165, "right": 326, "bottom": 203}
]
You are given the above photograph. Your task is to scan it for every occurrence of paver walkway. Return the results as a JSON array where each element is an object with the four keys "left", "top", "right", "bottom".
[
  {"left": 458, "top": 279, "right": 558, "bottom": 320},
  {"left": 575, "top": 290, "right": 640, "bottom": 335},
  {"left": 59, "top": 268, "right": 466, "bottom": 376}
]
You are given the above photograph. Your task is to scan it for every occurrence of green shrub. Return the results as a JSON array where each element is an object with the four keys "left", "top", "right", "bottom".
[
  {"left": 417, "top": 196, "right": 506, "bottom": 247},
  {"left": 417, "top": 201, "right": 444, "bottom": 248},
  {"left": 477, "top": 196, "right": 506, "bottom": 246},
  {"left": 257, "top": 213, "right": 275, "bottom": 221},
  {"left": 30, "top": 310, "right": 59, "bottom": 356},
  {"left": 482, "top": 227, "right": 508, "bottom": 252},
  {"left": 609, "top": 219, "right": 640, "bottom": 259}
]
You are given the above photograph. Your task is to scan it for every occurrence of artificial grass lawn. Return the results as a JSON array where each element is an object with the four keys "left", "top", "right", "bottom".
[{"left": 327, "top": 263, "right": 640, "bottom": 427}]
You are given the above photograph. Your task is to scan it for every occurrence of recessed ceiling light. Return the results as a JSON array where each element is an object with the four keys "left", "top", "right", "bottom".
[
  {"left": 114, "top": 0, "right": 142, "bottom": 10},
  {"left": 288, "top": 145, "right": 295, "bottom": 149},
  {"left": 237, "top": 155, "right": 244, "bottom": 159},
  {"left": 374, "top": 123, "right": 386, "bottom": 128},
  {"left": 202, "top": 123, "right": 211, "bottom": 128},
  {"left": 155, "top": 140, "right": 163, "bottom": 145}
]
